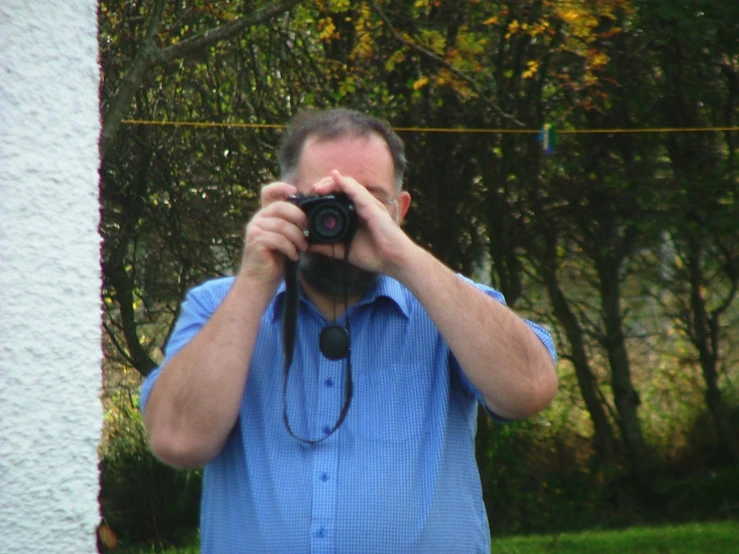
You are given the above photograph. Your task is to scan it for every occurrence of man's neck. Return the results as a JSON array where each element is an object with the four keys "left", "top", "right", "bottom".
[{"left": 298, "top": 276, "right": 363, "bottom": 321}]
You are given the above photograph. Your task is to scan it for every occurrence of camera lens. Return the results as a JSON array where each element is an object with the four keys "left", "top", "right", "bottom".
[
  {"left": 313, "top": 207, "right": 346, "bottom": 241},
  {"left": 295, "top": 193, "right": 356, "bottom": 244},
  {"left": 320, "top": 214, "right": 338, "bottom": 231}
]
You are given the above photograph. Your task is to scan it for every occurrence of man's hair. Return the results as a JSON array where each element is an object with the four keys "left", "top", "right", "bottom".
[{"left": 277, "top": 108, "right": 407, "bottom": 192}]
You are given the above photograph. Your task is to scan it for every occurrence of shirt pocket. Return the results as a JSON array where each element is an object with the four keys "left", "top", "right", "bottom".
[{"left": 354, "top": 363, "right": 430, "bottom": 443}]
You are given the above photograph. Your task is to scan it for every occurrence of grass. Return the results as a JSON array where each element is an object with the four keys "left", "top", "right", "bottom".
[
  {"left": 490, "top": 520, "right": 739, "bottom": 554},
  {"left": 118, "top": 542, "right": 198, "bottom": 554},
  {"left": 119, "top": 520, "right": 738, "bottom": 554}
]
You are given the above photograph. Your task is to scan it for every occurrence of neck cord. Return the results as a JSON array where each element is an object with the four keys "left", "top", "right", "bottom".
[{"left": 281, "top": 247, "right": 353, "bottom": 444}]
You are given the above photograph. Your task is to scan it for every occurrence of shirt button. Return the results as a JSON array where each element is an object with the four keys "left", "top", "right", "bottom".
[
  {"left": 321, "top": 472, "right": 329, "bottom": 482},
  {"left": 316, "top": 527, "right": 327, "bottom": 538},
  {"left": 325, "top": 378, "right": 334, "bottom": 387},
  {"left": 322, "top": 425, "right": 331, "bottom": 435}
]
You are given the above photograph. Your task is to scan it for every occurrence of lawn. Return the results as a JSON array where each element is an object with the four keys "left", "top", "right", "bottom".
[
  {"left": 119, "top": 520, "right": 738, "bottom": 553},
  {"left": 490, "top": 520, "right": 738, "bottom": 554}
]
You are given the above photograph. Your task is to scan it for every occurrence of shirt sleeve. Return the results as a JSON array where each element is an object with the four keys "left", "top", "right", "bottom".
[
  {"left": 139, "top": 277, "right": 234, "bottom": 413},
  {"left": 449, "top": 275, "right": 558, "bottom": 422}
]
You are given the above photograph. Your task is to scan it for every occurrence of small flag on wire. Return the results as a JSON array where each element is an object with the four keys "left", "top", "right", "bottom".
[{"left": 539, "top": 123, "right": 558, "bottom": 154}]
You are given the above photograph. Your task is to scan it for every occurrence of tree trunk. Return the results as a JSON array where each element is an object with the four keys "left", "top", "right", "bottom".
[
  {"left": 597, "top": 259, "right": 654, "bottom": 497},
  {"left": 687, "top": 238, "right": 739, "bottom": 464},
  {"left": 543, "top": 266, "right": 619, "bottom": 467}
]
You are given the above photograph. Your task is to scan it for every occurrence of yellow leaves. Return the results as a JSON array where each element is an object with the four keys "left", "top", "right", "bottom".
[
  {"left": 414, "top": 0, "right": 447, "bottom": 8},
  {"left": 435, "top": 68, "right": 456, "bottom": 88},
  {"left": 484, "top": 5, "right": 509, "bottom": 26},
  {"left": 600, "top": 26, "right": 623, "bottom": 40},
  {"left": 326, "top": 0, "right": 351, "bottom": 11},
  {"left": 316, "top": 0, "right": 356, "bottom": 43},
  {"left": 413, "top": 76, "right": 429, "bottom": 90},
  {"left": 545, "top": 0, "right": 624, "bottom": 97},
  {"left": 384, "top": 48, "right": 408, "bottom": 72},
  {"left": 583, "top": 72, "right": 599, "bottom": 87},
  {"left": 353, "top": 34, "right": 374, "bottom": 61},
  {"left": 531, "top": 20, "right": 551, "bottom": 37},
  {"left": 216, "top": 8, "right": 237, "bottom": 23},
  {"left": 317, "top": 17, "right": 338, "bottom": 42},
  {"left": 351, "top": 3, "right": 376, "bottom": 61},
  {"left": 505, "top": 20, "right": 520, "bottom": 39},
  {"left": 418, "top": 28, "right": 447, "bottom": 55},
  {"left": 338, "top": 75, "right": 357, "bottom": 96},
  {"left": 412, "top": 72, "right": 469, "bottom": 96},
  {"left": 522, "top": 60, "right": 539, "bottom": 79},
  {"left": 556, "top": 6, "right": 600, "bottom": 41},
  {"left": 455, "top": 27, "right": 487, "bottom": 56},
  {"left": 589, "top": 51, "right": 611, "bottom": 69},
  {"left": 504, "top": 18, "right": 550, "bottom": 40}
]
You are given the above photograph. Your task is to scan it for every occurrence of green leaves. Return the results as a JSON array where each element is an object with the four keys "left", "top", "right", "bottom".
[{"left": 99, "top": 0, "right": 739, "bottom": 511}]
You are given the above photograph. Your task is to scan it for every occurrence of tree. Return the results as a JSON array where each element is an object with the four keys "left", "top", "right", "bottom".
[
  {"left": 101, "top": 0, "right": 304, "bottom": 155},
  {"left": 647, "top": 0, "right": 739, "bottom": 463},
  {"left": 100, "top": 0, "right": 322, "bottom": 375}
]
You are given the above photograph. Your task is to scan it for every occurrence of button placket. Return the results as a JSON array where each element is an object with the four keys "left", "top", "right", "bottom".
[
  {"left": 314, "top": 357, "right": 344, "bottom": 440},
  {"left": 310, "top": 358, "right": 342, "bottom": 553}
]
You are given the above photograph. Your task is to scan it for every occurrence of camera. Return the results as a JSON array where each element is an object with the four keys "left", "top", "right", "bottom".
[{"left": 287, "top": 193, "right": 358, "bottom": 244}]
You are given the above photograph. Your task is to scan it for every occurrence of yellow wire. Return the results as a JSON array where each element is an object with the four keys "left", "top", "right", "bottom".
[
  {"left": 120, "top": 119, "right": 739, "bottom": 134},
  {"left": 122, "top": 119, "right": 284, "bottom": 129}
]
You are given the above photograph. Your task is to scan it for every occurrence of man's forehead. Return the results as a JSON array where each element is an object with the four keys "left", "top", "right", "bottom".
[
  {"left": 298, "top": 133, "right": 394, "bottom": 173},
  {"left": 302, "top": 131, "right": 384, "bottom": 150}
]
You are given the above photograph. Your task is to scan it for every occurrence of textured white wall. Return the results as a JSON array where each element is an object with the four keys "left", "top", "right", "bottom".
[{"left": 0, "top": 1, "right": 103, "bottom": 553}]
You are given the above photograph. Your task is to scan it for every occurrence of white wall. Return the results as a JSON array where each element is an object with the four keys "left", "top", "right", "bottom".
[{"left": 0, "top": 1, "right": 103, "bottom": 553}]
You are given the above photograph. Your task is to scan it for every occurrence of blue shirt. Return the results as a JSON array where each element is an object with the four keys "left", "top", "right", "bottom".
[{"left": 141, "top": 274, "right": 557, "bottom": 553}]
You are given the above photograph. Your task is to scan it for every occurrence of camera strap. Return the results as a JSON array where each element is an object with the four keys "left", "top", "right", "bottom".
[{"left": 281, "top": 247, "right": 354, "bottom": 444}]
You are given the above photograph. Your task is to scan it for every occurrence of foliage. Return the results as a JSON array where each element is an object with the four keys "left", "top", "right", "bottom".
[
  {"left": 99, "top": 393, "right": 202, "bottom": 545},
  {"left": 476, "top": 416, "right": 612, "bottom": 535},
  {"left": 98, "top": 0, "right": 739, "bottom": 540},
  {"left": 99, "top": 393, "right": 738, "bottom": 541}
]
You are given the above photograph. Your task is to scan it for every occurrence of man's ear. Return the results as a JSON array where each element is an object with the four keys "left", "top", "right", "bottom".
[{"left": 396, "top": 191, "right": 412, "bottom": 223}]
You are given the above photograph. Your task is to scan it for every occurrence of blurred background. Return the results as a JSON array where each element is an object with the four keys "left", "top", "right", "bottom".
[{"left": 96, "top": 0, "right": 738, "bottom": 549}]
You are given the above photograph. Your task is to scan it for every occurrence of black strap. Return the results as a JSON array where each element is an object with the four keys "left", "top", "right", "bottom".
[{"left": 281, "top": 249, "right": 353, "bottom": 444}]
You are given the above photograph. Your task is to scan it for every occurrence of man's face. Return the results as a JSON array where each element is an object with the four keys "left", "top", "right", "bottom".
[{"left": 294, "top": 133, "right": 398, "bottom": 297}]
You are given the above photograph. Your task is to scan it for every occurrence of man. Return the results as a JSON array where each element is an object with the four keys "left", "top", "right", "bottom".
[{"left": 141, "top": 108, "right": 558, "bottom": 553}]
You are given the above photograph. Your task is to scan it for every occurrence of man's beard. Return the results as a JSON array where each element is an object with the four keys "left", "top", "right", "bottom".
[{"left": 299, "top": 253, "right": 378, "bottom": 298}]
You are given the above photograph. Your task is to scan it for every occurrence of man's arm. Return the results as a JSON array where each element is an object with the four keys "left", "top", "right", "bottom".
[
  {"left": 393, "top": 247, "right": 558, "bottom": 419},
  {"left": 312, "top": 171, "right": 557, "bottom": 420},
  {"left": 143, "top": 276, "right": 275, "bottom": 469},
  {"left": 143, "top": 182, "right": 309, "bottom": 469}
]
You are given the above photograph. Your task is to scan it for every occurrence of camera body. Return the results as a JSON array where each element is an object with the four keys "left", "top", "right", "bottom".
[{"left": 287, "top": 193, "right": 358, "bottom": 244}]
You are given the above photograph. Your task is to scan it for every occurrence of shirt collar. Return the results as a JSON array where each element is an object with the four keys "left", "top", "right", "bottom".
[{"left": 269, "top": 274, "right": 410, "bottom": 322}]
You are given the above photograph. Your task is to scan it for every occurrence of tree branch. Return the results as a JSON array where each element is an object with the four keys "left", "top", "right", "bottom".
[
  {"left": 369, "top": 1, "right": 523, "bottom": 126},
  {"left": 101, "top": 0, "right": 304, "bottom": 156},
  {"left": 159, "top": 0, "right": 303, "bottom": 64},
  {"left": 102, "top": 318, "right": 137, "bottom": 369},
  {"left": 104, "top": 260, "right": 159, "bottom": 375},
  {"left": 147, "top": 0, "right": 168, "bottom": 39}
]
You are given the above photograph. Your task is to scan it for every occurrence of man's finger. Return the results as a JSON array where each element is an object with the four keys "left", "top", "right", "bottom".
[{"left": 260, "top": 181, "right": 298, "bottom": 206}]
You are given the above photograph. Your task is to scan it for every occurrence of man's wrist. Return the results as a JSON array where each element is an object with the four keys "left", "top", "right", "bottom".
[
  {"left": 231, "top": 270, "right": 281, "bottom": 310},
  {"left": 386, "top": 241, "right": 435, "bottom": 289}
]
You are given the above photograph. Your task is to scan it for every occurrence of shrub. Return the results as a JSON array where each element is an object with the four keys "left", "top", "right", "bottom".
[{"left": 99, "top": 397, "right": 201, "bottom": 545}]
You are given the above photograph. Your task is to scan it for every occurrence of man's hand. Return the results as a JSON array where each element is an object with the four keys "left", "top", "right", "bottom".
[
  {"left": 310, "top": 170, "right": 415, "bottom": 278},
  {"left": 239, "top": 181, "right": 308, "bottom": 287}
]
